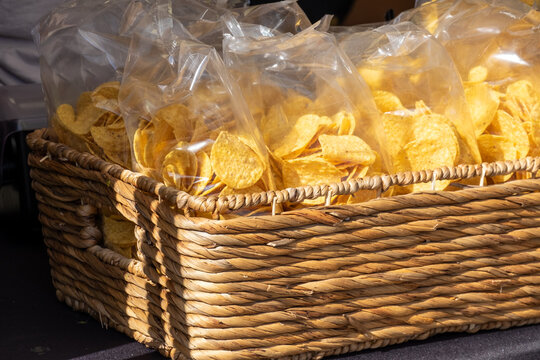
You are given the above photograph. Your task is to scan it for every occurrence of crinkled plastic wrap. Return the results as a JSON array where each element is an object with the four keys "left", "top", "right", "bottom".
[
  {"left": 339, "top": 22, "right": 481, "bottom": 193},
  {"left": 165, "top": 0, "right": 311, "bottom": 51},
  {"left": 119, "top": 3, "right": 274, "bottom": 215},
  {"left": 396, "top": 0, "right": 540, "bottom": 182},
  {"left": 33, "top": 0, "right": 146, "bottom": 169},
  {"left": 223, "top": 22, "right": 391, "bottom": 206}
]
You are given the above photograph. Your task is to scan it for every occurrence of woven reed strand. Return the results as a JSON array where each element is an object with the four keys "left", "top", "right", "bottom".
[{"left": 27, "top": 129, "right": 540, "bottom": 360}]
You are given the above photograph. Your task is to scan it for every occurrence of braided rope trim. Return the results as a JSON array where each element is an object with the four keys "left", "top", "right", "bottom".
[{"left": 27, "top": 129, "right": 540, "bottom": 214}]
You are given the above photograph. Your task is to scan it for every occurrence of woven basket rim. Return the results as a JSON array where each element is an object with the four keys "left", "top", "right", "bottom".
[{"left": 27, "top": 128, "right": 540, "bottom": 215}]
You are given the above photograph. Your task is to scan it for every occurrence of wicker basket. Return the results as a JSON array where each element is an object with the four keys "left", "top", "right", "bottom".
[{"left": 27, "top": 128, "right": 540, "bottom": 360}]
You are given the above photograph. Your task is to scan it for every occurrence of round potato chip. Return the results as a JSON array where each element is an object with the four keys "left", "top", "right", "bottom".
[
  {"left": 210, "top": 131, "right": 264, "bottom": 189},
  {"left": 358, "top": 67, "right": 384, "bottom": 89},
  {"left": 488, "top": 110, "right": 530, "bottom": 159},
  {"left": 273, "top": 114, "right": 332, "bottom": 159},
  {"left": 154, "top": 104, "right": 195, "bottom": 142},
  {"left": 90, "top": 125, "right": 129, "bottom": 153},
  {"left": 282, "top": 157, "right": 346, "bottom": 189},
  {"left": 319, "top": 134, "right": 376, "bottom": 166},
  {"left": 468, "top": 66, "right": 488, "bottom": 83},
  {"left": 55, "top": 103, "right": 76, "bottom": 129},
  {"left": 395, "top": 138, "right": 455, "bottom": 192},
  {"left": 465, "top": 82, "right": 500, "bottom": 137},
  {"left": 382, "top": 113, "right": 414, "bottom": 158},
  {"left": 73, "top": 92, "right": 106, "bottom": 135},
  {"left": 102, "top": 214, "right": 135, "bottom": 247},
  {"left": 281, "top": 93, "right": 313, "bottom": 119},
  {"left": 162, "top": 143, "right": 198, "bottom": 192},
  {"left": 478, "top": 134, "right": 518, "bottom": 183},
  {"left": 91, "top": 81, "right": 120, "bottom": 113},
  {"left": 395, "top": 113, "right": 459, "bottom": 192},
  {"left": 332, "top": 111, "right": 356, "bottom": 135},
  {"left": 191, "top": 151, "right": 214, "bottom": 195},
  {"left": 373, "top": 90, "right": 406, "bottom": 114}
]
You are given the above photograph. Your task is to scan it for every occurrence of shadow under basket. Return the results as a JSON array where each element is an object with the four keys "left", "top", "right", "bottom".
[{"left": 27, "top": 128, "right": 540, "bottom": 360}]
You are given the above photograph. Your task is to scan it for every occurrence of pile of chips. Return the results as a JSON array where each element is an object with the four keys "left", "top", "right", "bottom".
[
  {"left": 259, "top": 91, "right": 382, "bottom": 205},
  {"left": 132, "top": 97, "right": 268, "bottom": 199},
  {"left": 101, "top": 214, "right": 136, "bottom": 258},
  {"left": 465, "top": 67, "right": 538, "bottom": 182},
  {"left": 52, "top": 82, "right": 131, "bottom": 169},
  {"left": 372, "top": 91, "right": 463, "bottom": 193}
]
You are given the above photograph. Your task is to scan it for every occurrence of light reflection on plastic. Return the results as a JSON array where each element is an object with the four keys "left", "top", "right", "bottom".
[{"left": 492, "top": 52, "right": 529, "bottom": 66}]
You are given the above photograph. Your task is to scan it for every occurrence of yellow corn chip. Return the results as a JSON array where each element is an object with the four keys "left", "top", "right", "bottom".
[
  {"left": 504, "top": 80, "right": 540, "bottom": 122},
  {"left": 468, "top": 66, "right": 488, "bottom": 83},
  {"left": 281, "top": 94, "right": 313, "bottom": 118},
  {"left": 382, "top": 113, "right": 414, "bottom": 157},
  {"left": 283, "top": 158, "right": 346, "bottom": 190},
  {"left": 154, "top": 104, "right": 195, "bottom": 142},
  {"left": 270, "top": 114, "right": 332, "bottom": 159},
  {"left": 73, "top": 92, "right": 106, "bottom": 135},
  {"left": 210, "top": 131, "right": 264, "bottom": 189},
  {"left": 332, "top": 111, "right": 356, "bottom": 136},
  {"left": 191, "top": 151, "right": 214, "bottom": 195},
  {"left": 91, "top": 81, "right": 120, "bottom": 113},
  {"left": 373, "top": 90, "right": 406, "bottom": 113},
  {"left": 488, "top": 110, "right": 530, "bottom": 159},
  {"left": 162, "top": 143, "right": 198, "bottom": 192},
  {"left": 90, "top": 125, "right": 128, "bottom": 154},
  {"left": 102, "top": 214, "right": 135, "bottom": 247},
  {"left": 319, "top": 134, "right": 376, "bottom": 166},
  {"left": 478, "top": 134, "right": 518, "bottom": 182},
  {"left": 358, "top": 67, "right": 384, "bottom": 89},
  {"left": 465, "top": 82, "right": 500, "bottom": 137},
  {"left": 273, "top": 114, "right": 332, "bottom": 159}
]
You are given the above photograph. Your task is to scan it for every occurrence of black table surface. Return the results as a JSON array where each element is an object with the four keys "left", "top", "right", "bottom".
[{"left": 1, "top": 213, "right": 539, "bottom": 360}]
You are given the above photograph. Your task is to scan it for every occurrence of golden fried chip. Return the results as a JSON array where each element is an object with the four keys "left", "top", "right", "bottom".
[
  {"left": 465, "top": 82, "right": 500, "bottom": 137},
  {"left": 273, "top": 114, "right": 332, "bottom": 159},
  {"left": 488, "top": 110, "right": 530, "bottom": 159},
  {"left": 191, "top": 151, "right": 214, "bottom": 195},
  {"left": 332, "top": 111, "right": 356, "bottom": 135},
  {"left": 210, "top": 131, "right": 264, "bottom": 189},
  {"left": 394, "top": 113, "right": 459, "bottom": 192},
  {"left": 414, "top": 100, "right": 432, "bottom": 115},
  {"left": 319, "top": 134, "right": 376, "bottom": 166},
  {"left": 281, "top": 94, "right": 314, "bottom": 119},
  {"left": 382, "top": 113, "right": 414, "bottom": 157},
  {"left": 262, "top": 106, "right": 290, "bottom": 146},
  {"left": 373, "top": 90, "right": 406, "bottom": 113},
  {"left": 358, "top": 67, "right": 384, "bottom": 89},
  {"left": 73, "top": 92, "right": 106, "bottom": 135},
  {"left": 91, "top": 81, "right": 120, "bottom": 113},
  {"left": 90, "top": 125, "right": 129, "bottom": 153},
  {"left": 395, "top": 138, "right": 456, "bottom": 192},
  {"left": 468, "top": 66, "right": 488, "bottom": 83},
  {"left": 102, "top": 214, "right": 135, "bottom": 247},
  {"left": 154, "top": 104, "right": 195, "bottom": 142},
  {"left": 282, "top": 158, "right": 346, "bottom": 189},
  {"left": 161, "top": 143, "right": 198, "bottom": 192},
  {"left": 504, "top": 80, "right": 540, "bottom": 122},
  {"left": 478, "top": 134, "right": 518, "bottom": 182}
]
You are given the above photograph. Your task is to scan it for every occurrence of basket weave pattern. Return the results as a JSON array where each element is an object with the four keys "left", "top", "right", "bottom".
[{"left": 28, "top": 129, "right": 540, "bottom": 360}]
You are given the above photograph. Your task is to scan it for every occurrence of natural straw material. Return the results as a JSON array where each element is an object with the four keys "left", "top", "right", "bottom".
[{"left": 28, "top": 128, "right": 540, "bottom": 360}]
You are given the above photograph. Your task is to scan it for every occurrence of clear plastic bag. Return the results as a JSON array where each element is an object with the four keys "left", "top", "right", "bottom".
[
  {"left": 339, "top": 22, "right": 481, "bottom": 193},
  {"left": 164, "top": 0, "right": 311, "bottom": 51},
  {"left": 33, "top": 0, "right": 144, "bottom": 169},
  {"left": 223, "top": 21, "right": 391, "bottom": 206},
  {"left": 119, "top": 2, "right": 274, "bottom": 208},
  {"left": 396, "top": 0, "right": 540, "bottom": 181}
]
